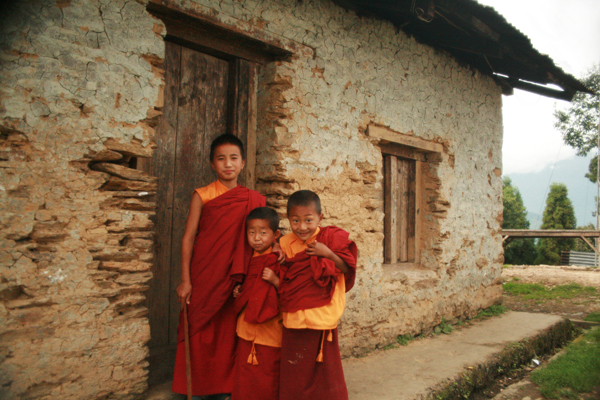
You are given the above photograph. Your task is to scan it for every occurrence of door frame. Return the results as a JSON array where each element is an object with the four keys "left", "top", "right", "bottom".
[{"left": 145, "top": 1, "right": 292, "bottom": 385}]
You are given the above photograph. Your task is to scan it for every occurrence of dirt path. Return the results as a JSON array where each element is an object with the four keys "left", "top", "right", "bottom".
[
  {"left": 502, "top": 265, "right": 600, "bottom": 321},
  {"left": 503, "top": 265, "right": 600, "bottom": 288}
]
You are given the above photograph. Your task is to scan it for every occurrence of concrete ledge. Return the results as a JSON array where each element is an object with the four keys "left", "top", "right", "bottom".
[
  {"left": 344, "top": 312, "right": 573, "bottom": 400},
  {"left": 569, "top": 318, "right": 600, "bottom": 329}
]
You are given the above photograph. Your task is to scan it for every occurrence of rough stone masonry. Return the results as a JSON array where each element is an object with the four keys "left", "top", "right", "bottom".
[{"left": 0, "top": 0, "right": 504, "bottom": 398}]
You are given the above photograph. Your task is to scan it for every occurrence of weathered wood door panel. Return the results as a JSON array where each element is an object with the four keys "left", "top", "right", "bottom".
[
  {"left": 149, "top": 41, "right": 258, "bottom": 355},
  {"left": 167, "top": 45, "right": 231, "bottom": 345}
]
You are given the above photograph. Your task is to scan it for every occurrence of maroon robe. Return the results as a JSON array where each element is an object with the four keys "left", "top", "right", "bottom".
[
  {"left": 279, "top": 226, "right": 357, "bottom": 313},
  {"left": 278, "top": 226, "right": 357, "bottom": 400},
  {"left": 232, "top": 252, "right": 282, "bottom": 400},
  {"left": 172, "top": 185, "right": 265, "bottom": 396},
  {"left": 233, "top": 338, "right": 281, "bottom": 400},
  {"left": 233, "top": 252, "right": 280, "bottom": 324}
]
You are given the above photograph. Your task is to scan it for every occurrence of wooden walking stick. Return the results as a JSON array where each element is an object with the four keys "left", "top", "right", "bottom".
[{"left": 183, "top": 302, "right": 192, "bottom": 400}]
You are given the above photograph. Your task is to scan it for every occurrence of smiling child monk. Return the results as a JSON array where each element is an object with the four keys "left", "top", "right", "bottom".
[
  {"left": 278, "top": 190, "right": 358, "bottom": 400},
  {"left": 172, "top": 134, "right": 265, "bottom": 400}
]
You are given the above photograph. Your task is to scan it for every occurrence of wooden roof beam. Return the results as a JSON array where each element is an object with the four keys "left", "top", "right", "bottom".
[{"left": 507, "top": 80, "right": 576, "bottom": 101}]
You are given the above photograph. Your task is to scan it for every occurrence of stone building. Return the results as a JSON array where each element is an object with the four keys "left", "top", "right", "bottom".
[{"left": 0, "top": 0, "right": 590, "bottom": 398}]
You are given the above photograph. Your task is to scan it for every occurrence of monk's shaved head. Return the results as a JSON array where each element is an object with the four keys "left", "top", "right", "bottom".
[
  {"left": 287, "top": 190, "right": 321, "bottom": 215},
  {"left": 210, "top": 133, "right": 245, "bottom": 161},
  {"left": 246, "top": 207, "right": 280, "bottom": 232}
]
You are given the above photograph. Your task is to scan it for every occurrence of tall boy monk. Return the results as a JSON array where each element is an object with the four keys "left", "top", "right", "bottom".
[
  {"left": 172, "top": 134, "right": 265, "bottom": 400},
  {"left": 232, "top": 207, "right": 283, "bottom": 400},
  {"left": 278, "top": 190, "right": 358, "bottom": 400}
]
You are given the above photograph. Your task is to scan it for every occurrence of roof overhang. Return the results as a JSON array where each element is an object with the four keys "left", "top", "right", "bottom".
[{"left": 331, "top": 0, "right": 594, "bottom": 101}]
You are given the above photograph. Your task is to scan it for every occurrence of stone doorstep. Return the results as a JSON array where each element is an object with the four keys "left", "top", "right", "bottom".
[
  {"left": 145, "top": 382, "right": 182, "bottom": 400},
  {"left": 144, "top": 312, "right": 568, "bottom": 400}
]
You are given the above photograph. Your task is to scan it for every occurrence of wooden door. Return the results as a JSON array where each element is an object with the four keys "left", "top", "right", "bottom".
[{"left": 146, "top": 40, "right": 257, "bottom": 383}]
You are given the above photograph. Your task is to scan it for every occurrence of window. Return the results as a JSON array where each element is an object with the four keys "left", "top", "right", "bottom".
[
  {"left": 367, "top": 124, "right": 443, "bottom": 265},
  {"left": 383, "top": 153, "right": 418, "bottom": 263}
]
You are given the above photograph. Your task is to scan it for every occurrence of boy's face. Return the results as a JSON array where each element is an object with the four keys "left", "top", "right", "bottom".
[
  {"left": 287, "top": 203, "right": 323, "bottom": 241},
  {"left": 211, "top": 143, "right": 245, "bottom": 183},
  {"left": 247, "top": 219, "right": 280, "bottom": 254}
]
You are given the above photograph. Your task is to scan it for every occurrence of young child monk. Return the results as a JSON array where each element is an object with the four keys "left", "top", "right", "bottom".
[
  {"left": 231, "top": 207, "right": 283, "bottom": 400},
  {"left": 172, "top": 134, "right": 265, "bottom": 400},
  {"left": 278, "top": 190, "right": 358, "bottom": 400}
]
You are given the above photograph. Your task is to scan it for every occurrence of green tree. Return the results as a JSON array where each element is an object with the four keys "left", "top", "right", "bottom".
[
  {"left": 502, "top": 177, "right": 537, "bottom": 264},
  {"left": 535, "top": 183, "right": 577, "bottom": 265},
  {"left": 554, "top": 65, "right": 599, "bottom": 157},
  {"left": 585, "top": 156, "right": 598, "bottom": 183},
  {"left": 572, "top": 223, "right": 596, "bottom": 252}
]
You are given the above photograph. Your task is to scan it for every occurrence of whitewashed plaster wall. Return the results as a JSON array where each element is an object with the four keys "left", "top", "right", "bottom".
[{"left": 0, "top": 0, "right": 504, "bottom": 398}]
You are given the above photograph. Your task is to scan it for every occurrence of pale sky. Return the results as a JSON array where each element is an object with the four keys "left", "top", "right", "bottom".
[{"left": 477, "top": 0, "right": 600, "bottom": 175}]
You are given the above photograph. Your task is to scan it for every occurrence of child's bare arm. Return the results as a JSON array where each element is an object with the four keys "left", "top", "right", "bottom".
[
  {"left": 177, "top": 192, "right": 203, "bottom": 306},
  {"left": 272, "top": 242, "right": 286, "bottom": 264},
  {"left": 306, "top": 240, "right": 349, "bottom": 273},
  {"left": 262, "top": 267, "right": 280, "bottom": 289}
]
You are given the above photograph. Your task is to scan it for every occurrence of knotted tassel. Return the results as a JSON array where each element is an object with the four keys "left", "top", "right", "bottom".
[
  {"left": 316, "top": 330, "right": 326, "bottom": 362},
  {"left": 247, "top": 341, "right": 259, "bottom": 365},
  {"left": 327, "top": 330, "right": 333, "bottom": 342}
]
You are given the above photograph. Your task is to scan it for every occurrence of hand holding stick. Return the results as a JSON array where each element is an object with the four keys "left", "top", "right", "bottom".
[{"left": 183, "top": 302, "right": 192, "bottom": 400}]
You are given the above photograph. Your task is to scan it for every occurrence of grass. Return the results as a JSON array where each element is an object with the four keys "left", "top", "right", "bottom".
[
  {"left": 440, "top": 318, "right": 454, "bottom": 334},
  {"left": 473, "top": 304, "right": 507, "bottom": 320},
  {"left": 584, "top": 311, "right": 600, "bottom": 323},
  {"left": 531, "top": 327, "right": 600, "bottom": 399},
  {"left": 503, "top": 282, "right": 597, "bottom": 300},
  {"left": 397, "top": 334, "right": 414, "bottom": 346}
]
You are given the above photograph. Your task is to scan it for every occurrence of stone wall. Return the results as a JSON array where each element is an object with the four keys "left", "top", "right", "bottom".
[
  {"left": 0, "top": 0, "right": 503, "bottom": 398},
  {"left": 227, "top": 0, "right": 505, "bottom": 352},
  {"left": 0, "top": 1, "right": 164, "bottom": 398}
]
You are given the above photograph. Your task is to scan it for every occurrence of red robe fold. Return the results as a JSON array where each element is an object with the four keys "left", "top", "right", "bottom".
[
  {"left": 233, "top": 252, "right": 280, "bottom": 324},
  {"left": 179, "top": 185, "right": 266, "bottom": 341},
  {"left": 279, "top": 226, "right": 357, "bottom": 313},
  {"left": 232, "top": 338, "right": 281, "bottom": 400},
  {"left": 280, "top": 328, "right": 347, "bottom": 400},
  {"left": 172, "top": 185, "right": 265, "bottom": 396}
]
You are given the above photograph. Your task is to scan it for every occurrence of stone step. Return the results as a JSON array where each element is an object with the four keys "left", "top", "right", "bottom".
[{"left": 145, "top": 382, "right": 183, "bottom": 400}]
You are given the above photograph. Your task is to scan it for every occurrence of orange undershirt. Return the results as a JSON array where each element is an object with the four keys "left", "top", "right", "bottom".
[
  {"left": 279, "top": 228, "right": 346, "bottom": 330},
  {"left": 236, "top": 247, "right": 283, "bottom": 348},
  {"left": 195, "top": 180, "right": 229, "bottom": 205}
]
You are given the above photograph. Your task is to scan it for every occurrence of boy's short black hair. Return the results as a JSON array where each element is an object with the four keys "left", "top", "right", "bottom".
[
  {"left": 210, "top": 134, "right": 245, "bottom": 161},
  {"left": 287, "top": 190, "right": 321, "bottom": 215},
  {"left": 246, "top": 207, "right": 280, "bottom": 232}
]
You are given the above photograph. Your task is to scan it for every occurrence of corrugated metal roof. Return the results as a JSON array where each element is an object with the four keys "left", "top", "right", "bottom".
[{"left": 332, "top": 0, "right": 594, "bottom": 101}]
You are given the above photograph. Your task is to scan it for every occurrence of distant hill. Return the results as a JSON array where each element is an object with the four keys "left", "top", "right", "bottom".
[
  {"left": 506, "top": 155, "right": 597, "bottom": 229},
  {"left": 527, "top": 211, "right": 542, "bottom": 230}
]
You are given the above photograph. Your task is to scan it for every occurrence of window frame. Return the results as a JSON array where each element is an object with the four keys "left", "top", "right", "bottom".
[
  {"left": 382, "top": 148, "right": 422, "bottom": 265},
  {"left": 368, "top": 125, "right": 443, "bottom": 266}
]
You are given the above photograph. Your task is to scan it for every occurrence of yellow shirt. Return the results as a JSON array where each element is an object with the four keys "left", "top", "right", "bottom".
[
  {"left": 280, "top": 228, "right": 346, "bottom": 330},
  {"left": 236, "top": 248, "right": 283, "bottom": 347},
  {"left": 195, "top": 180, "right": 228, "bottom": 205}
]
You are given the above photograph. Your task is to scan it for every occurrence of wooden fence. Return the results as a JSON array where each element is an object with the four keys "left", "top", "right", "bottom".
[{"left": 502, "top": 229, "right": 600, "bottom": 255}]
